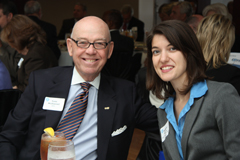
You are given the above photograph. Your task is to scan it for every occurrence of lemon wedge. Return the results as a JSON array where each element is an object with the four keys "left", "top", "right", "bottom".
[{"left": 44, "top": 127, "right": 54, "bottom": 137}]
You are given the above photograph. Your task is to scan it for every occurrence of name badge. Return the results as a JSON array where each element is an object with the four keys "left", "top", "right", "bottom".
[
  {"left": 43, "top": 97, "right": 65, "bottom": 111},
  {"left": 18, "top": 58, "right": 24, "bottom": 68},
  {"left": 160, "top": 121, "right": 169, "bottom": 142}
]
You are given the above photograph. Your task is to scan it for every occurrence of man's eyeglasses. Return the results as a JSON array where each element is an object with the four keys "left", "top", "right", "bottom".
[{"left": 70, "top": 38, "right": 111, "bottom": 49}]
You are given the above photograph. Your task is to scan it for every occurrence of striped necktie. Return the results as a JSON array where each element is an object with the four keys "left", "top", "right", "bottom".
[{"left": 57, "top": 82, "right": 91, "bottom": 140}]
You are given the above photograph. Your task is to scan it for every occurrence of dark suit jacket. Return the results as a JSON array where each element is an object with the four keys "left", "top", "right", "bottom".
[
  {"left": 158, "top": 80, "right": 240, "bottom": 160},
  {"left": 0, "top": 66, "right": 158, "bottom": 160},
  {"left": 58, "top": 18, "right": 75, "bottom": 40},
  {"left": 17, "top": 42, "right": 58, "bottom": 92},
  {"left": 206, "top": 64, "right": 240, "bottom": 95},
  {"left": 28, "top": 16, "right": 61, "bottom": 60},
  {"left": 127, "top": 16, "right": 144, "bottom": 42},
  {"left": 110, "top": 30, "right": 134, "bottom": 55}
]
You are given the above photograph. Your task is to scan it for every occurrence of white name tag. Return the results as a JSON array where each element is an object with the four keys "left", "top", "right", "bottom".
[
  {"left": 18, "top": 58, "right": 24, "bottom": 68},
  {"left": 160, "top": 121, "right": 169, "bottom": 142},
  {"left": 42, "top": 97, "right": 65, "bottom": 111}
]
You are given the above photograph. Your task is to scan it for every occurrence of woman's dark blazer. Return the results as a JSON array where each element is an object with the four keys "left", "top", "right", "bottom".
[{"left": 17, "top": 42, "right": 58, "bottom": 91}]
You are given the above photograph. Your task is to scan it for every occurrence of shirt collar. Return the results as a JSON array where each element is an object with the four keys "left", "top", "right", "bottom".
[
  {"left": 160, "top": 80, "right": 208, "bottom": 109},
  {"left": 71, "top": 67, "right": 100, "bottom": 89}
]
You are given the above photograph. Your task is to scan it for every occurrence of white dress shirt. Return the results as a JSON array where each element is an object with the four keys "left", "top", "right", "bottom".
[{"left": 58, "top": 67, "right": 100, "bottom": 160}]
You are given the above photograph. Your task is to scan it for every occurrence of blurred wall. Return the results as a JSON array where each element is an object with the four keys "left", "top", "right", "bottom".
[{"left": 37, "top": 0, "right": 139, "bottom": 35}]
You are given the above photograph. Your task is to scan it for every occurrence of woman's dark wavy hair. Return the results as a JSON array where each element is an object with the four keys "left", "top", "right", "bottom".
[
  {"left": 1, "top": 14, "right": 46, "bottom": 51},
  {"left": 146, "top": 20, "right": 208, "bottom": 100}
]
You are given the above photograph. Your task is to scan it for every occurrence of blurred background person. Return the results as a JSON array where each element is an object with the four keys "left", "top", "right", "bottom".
[
  {"left": 58, "top": 2, "right": 87, "bottom": 40},
  {"left": 158, "top": 2, "right": 176, "bottom": 22},
  {"left": 0, "top": 59, "right": 12, "bottom": 90},
  {"left": 1, "top": 15, "right": 58, "bottom": 92},
  {"left": 24, "top": 0, "right": 61, "bottom": 60},
  {"left": 202, "top": 3, "right": 240, "bottom": 52},
  {"left": 102, "top": 9, "right": 134, "bottom": 55},
  {"left": 0, "top": 1, "right": 21, "bottom": 86},
  {"left": 102, "top": 9, "right": 136, "bottom": 81},
  {"left": 170, "top": 1, "right": 193, "bottom": 21},
  {"left": 185, "top": 14, "right": 203, "bottom": 33},
  {"left": 202, "top": 3, "right": 232, "bottom": 20},
  {"left": 121, "top": 4, "right": 144, "bottom": 42},
  {"left": 197, "top": 14, "right": 240, "bottom": 95}
]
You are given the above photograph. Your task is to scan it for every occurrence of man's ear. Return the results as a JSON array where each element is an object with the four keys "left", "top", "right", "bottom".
[
  {"left": 107, "top": 41, "right": 114, "bottom": 59},
  {"left": 66, "top": 38, "right": 73, "bottom": 57},
  {"left": 7, "top": 13, "right": 13, "bottom": 21}
]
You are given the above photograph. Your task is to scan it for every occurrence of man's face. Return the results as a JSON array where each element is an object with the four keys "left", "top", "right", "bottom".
[
  {"left": 73, "top": 5, "right": 86, "bottom": 20},
  {"left": 67, "top": 17, "right": 113, "bottom": 81},
  {"left": 170, "top": 6, "right": 185, "bottom": 21},
  {"left": 0, "top": 9, "right": 11, "bottom": 29},
  {"left": 122, "top": 12, "right": 131, "bottom": 23}
]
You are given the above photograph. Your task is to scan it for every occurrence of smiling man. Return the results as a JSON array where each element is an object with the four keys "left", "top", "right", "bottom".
[{"left": 0, "top": 16, "right": 158, "bottom": 160}]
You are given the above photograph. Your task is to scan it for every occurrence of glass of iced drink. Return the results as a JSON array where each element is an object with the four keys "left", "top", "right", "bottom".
[
  {"left": 47, "top": 140, "right": 76, "bottom": 160},
  {"left": 40, "top": 131, "right": 66, "bottom": 160}
]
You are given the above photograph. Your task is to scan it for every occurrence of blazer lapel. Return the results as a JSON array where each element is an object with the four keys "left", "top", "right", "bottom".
[
  {"left": 159, "top": 111, "right": 181, "bottom": 160},
  {"left": 44, "top": 67, "right": 73, "bottom": 130},
  {"left": 97, "top": 74, "right": 117, "bottom": 160},
  {"left": 181, "top": 96, "right": 205, "bottom": 159}
]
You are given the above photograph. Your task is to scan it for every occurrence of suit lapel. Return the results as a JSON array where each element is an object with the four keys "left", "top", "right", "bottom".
[
  {"left": 181, "top": 96, "right": 205, "bottom": 159},
  {"left": 44, "top": 67, "right": 73, "bottom": 130},
  {"left": 97, "top": 74, "right": 117, "bottom": 160}
]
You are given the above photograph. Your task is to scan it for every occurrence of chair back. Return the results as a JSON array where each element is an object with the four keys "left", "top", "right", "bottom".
[{"left": 0, "top": 89, "right": 22, "bottom": 131}]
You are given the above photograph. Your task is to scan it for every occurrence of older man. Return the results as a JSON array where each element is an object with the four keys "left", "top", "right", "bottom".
[
  {"left": 58, "top": 3, "right": 87, "bottom": 40},
  {"left": 0, "top": 16, "right": 158, "bottom": 160},
  {"left": 170, "top": 1, "right": 193, "bottom": 21}
]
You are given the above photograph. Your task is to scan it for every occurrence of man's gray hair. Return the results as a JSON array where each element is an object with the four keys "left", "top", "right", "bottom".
[
  {"left": 177, "top": 1, "right": 193, "bottom": 19},
  {"left": 121, "top": 4, "right": 134, "bottom": 16},
  {"left": 24, "top": 1, "right": 41, "bottom": 15}
]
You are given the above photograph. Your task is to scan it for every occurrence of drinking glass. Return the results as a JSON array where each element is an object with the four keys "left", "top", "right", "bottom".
[
  {"left": 47, "top": 140, "right": 76, "bottom": 160},
  {"left": 40, "top": 132, "right": 66, "bottom": 160}
]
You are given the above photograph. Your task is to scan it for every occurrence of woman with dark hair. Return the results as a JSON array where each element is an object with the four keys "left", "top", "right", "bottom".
[
  {"left": 1, "top": 15, "right": 58, "bottom": 92},
  {"left": 146, "top": 20, "right": 240, "bottom": 160}
]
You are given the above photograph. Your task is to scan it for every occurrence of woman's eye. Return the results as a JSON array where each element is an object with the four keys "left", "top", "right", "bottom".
[
  {"left": 152, "top": 50, "right": 160, "bottom": 55},
  {"left": 170, "top": 47, "right": 176, "bottom": 51}
]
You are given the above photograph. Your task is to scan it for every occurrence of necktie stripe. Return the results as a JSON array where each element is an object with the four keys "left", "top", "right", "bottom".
[{"left": 57, "top": 82, "right": 91, "bottom": 140}]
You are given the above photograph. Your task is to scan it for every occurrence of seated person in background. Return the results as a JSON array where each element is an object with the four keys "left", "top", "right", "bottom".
[
  {"left": 24, "top": 0, "right": 61, "bottom": 60},
  {"left": 170, "top": 1, "right": 193, "bottom": 21},
  {"left": 196, "top": 14, "right": 240, "bottom": 95},
  {"left": 1, "top": 15, "right": 58, "bottom": 92},
  {"left": 0, "top": 59, "right": 12, "bottom": 90},
  {"left": 202, "top": 3, "right": 240, "bottom": 52},
  {"left": 147, "top": 19, "right": 240, "bottom": 160},
  {"left": 121, "top": 4, "right": 144, "bottom": 42},
  {"left": 158, "top": 2, "right": 177, "bottom": 22},
  {"left": 102, "top": 9, "right": 134, "bottom": 55},
  {"left": 58, "top": 2, "right": 87, "bottom": 40},
  {"left": 185, "top": 14, "right": 203, "bottom": 33},
  {"left": 0, "top": 1, "right": 21, "bottom": 86},
  {"left": 202, "top": 3, "right": 232, "bottom": 20},
  {"left": 0, "top": 16, "right": 158, "bottom": 160},
  {"left": 102, "top": 9, "right": 135, "bottom": 81}
]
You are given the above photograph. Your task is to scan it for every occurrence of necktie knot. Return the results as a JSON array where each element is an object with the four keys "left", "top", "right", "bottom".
[{"left": 80, "top": 82, "right": 91, "bottom": 92}]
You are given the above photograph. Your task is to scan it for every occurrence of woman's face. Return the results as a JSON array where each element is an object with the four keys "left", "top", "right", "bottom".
[{"left": 151, "top": 34, "right": 188, "bottom": 86}]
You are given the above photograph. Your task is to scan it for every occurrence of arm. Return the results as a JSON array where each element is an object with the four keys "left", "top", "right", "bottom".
[{"left": 213, "top": 83, "right": 240, "bottom": 160}]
